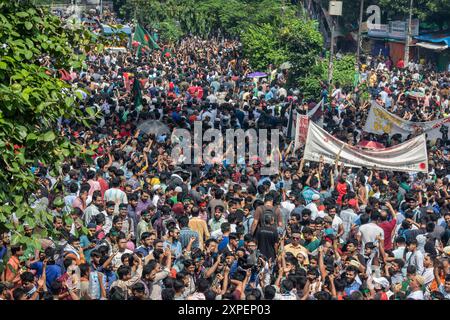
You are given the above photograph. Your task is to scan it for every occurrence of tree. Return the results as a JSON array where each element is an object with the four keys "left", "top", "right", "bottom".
[
  {"left": 241, "top": 23, "right": 288, "bottom": 71},
  {"left": 0, "top": 0, "right": 98, "bottom": 250},
  {"left": 241, "top": 12, "right": 324, "bottom": 90}
]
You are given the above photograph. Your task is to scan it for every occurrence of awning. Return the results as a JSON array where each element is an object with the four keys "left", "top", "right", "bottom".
[
  {"left": 416, "top": 41, "right": 448, "bottom": 51},
  {"left": 101, "top": 24, "right": 132, "bottom": 35}
]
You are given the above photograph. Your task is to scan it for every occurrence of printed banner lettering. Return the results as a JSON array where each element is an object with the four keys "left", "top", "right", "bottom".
[
  {"left": 364, "top": 101, "right": 450, "bottom": 141},
  {"left": 304, "top": 122, "right": 428, "bottom": 173}
]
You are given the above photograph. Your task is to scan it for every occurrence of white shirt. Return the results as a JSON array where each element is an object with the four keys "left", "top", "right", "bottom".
[
  {"left": 340, "top": 208, "right": 357, "bottom": 242},
  {"left": 112, "top": 249, "right": 133, "bottom": 271},
  {"left": 357, "top": 223, "right": 384, "bottom": 248},
  {"left": 407, "top": 290, "right": 424, "bottom": 300},
  {"left": 104, "top": 188, "right": 128, "bottom": 214},
  {"left": 392, "top": 246, "right": 406, "bottom": 260},
  {"left": 422, "top": 267, "right": 434, "bottom": 287},
  {"left": 306, "top": 202, "right": 320, "bottom": 220},
  {"left": 331, "top": 215, "right": 343, "bottom": 234}
]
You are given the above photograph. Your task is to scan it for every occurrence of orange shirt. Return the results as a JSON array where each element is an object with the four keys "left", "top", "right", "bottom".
[{"left": 4, "top": 256, "right": 20, "bottom": 283}]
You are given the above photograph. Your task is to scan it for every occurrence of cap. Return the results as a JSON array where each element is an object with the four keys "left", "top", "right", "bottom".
[
  {"left": 349, "top": 260, "right": 361, "bottom": 269},
  {"left": 119, "top": 203, "right": 128, "bottom": 210},
  {"left": 443, "top": 246, "right": 450, "bottom": 256},
  {"left": 153, "top": 184, "right": 161, "bottom": 191},
  {"left": 373, "top": 277, "right": 390, "bottom": 289},
  {"left": 87, "top": 223, "right": 96, "bottom": 229},
  {"left": 414, "top": 275, "right": 425, "bottom": 286},
  {"left": 348, "top": 199, "right": 357, "bottom": 208},
  {"left": 172, "top": 202, "right": 184, "bottom": 215},
  {"left": 174, "top": 186, "right": 183, "bottom": 193},
  {"left": 312, "top": 194, "right": 320, "bottom": 201}
]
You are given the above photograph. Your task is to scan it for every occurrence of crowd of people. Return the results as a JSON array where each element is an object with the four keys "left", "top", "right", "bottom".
[{"left": 1, "top": 8, "right": 450, "bottom": 301}]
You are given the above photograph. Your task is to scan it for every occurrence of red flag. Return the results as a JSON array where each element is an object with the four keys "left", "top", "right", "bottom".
[
  {"left": 123, "top": 72, "right": 131, "bottom": 92},
  {"left": 59, "top": 69, "right": 72, "bottom": 81}
]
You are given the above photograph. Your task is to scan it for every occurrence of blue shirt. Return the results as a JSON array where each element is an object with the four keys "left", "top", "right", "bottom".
[
  {"left": 344, "top": 281, "right": 361, "bottom": 296},
  {"left": 302, "top": 187, "right": 321, "bottom": 205},
  {"left": 163, "top": 240, "right": 182, "bottom": 259},
  {"left": 30, "top": 262, "right": 62, "bottom": 292},
  {"left": 0, "top": 245, "right": 6, "bottom": 260},
  {"left": 135, "top": 246, "right": 152, "bottom": 258},
  {"left": 218, "top": 236, "right": 229, "bottom": 252},
  {"left": 80, "top": 235, "right": 94, "bottom": 264}
]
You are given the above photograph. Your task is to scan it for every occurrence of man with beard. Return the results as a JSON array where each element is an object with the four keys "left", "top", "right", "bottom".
[
  {"left": 83, "top": 191, "right": 104, "bottom": 225},
  {"left": 135, "top": 232, "right": 156, "bottom": 258},
  {"left": 141, "top": 250, "right": 172, "bottom": 300},
  {"left": 80, "top": 223, "right": 98, "bottom": 263},
  {"left": 203, "top": 239, "right": 219, "bottom": 268},
  {"left": 136, "top": 189, "right": 152, "bottom": 217},
  {"left": 137, "top": 210, "right": 153, "bottom": 242},
  {"left": 386, "top": 259, "right": 405, "bottom": 286},
  {"left": 340, "top": 194, "right": 358, "bottom": 243},
  {"left": 209, "top": 205, "right": 227, "bottom": 233},
  {"left": 163, "top": 227, "right": 183, "bottom": 260},
  {"left": 153, "top": 205, "right": 176, "bottom": 239},
  {"left": 343, "top": 265, "right": 361, "bottom": 296},
  {"left": 127, "top": 193, "right": 139, "bottom": 235}
]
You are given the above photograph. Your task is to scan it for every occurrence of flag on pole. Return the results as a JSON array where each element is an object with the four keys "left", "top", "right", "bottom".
[
  {"left": 132, "top": 23, "right": 160, "bottom": 58},
  {"left": 132, "top": 77, "right": 143, "bottom": 113},
  {"left": 287, "top": 104, "right": 295, "bottom": 139},
  {"left": 161, "top": 47, "right": 172, "bottom": 59}
]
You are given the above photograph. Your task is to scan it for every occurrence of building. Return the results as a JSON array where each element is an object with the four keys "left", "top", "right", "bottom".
[{"left": 415, "top": 32, "right": 450, "bottom": 71}]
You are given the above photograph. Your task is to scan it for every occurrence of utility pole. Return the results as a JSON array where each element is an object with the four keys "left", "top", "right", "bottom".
[
  {"left": 327, "top": 17, "right": 335, "bottom": 87},
  {"left": 327, "top": 1, "right": 342, "bottom": 89},
  {"left": 404, "top": 0, "right": 413, "bottom": 64},
  {"left": 355, "top": 0, "right": 365, "bottom": 70}
]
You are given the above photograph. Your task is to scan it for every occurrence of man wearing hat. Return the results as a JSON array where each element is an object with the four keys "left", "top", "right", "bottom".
[
  {"left": 306, "top": 194, "right": 321, "bottom": 220},
  {"left": 371, "top": 276, "right": 393, "bottom": 300},
  {"left": 405, "top": 275, "right": 425, "bottom": 300}
]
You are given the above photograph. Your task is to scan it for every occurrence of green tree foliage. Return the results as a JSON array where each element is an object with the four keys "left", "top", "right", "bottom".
[
  {"left": 116, "top": 0, "right": 300, "bottom": 40},
  {"left": 378, "top": 0, "right": 450, "bottom": 30},
  {"left": 319, "top": 0, "right": 450, "bottom": 31},
  {"left": 0, "top": 0, "right": 98, "bottom": 248},
  {"left": 241, "top": 24, "right": 288, "bottom": 71},
  {"left": 300, "top": 54, "right": 357, "bottom": 100}
]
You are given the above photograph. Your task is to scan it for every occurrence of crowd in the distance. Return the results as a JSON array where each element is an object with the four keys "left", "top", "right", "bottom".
[{"left": 1, "top": 8, "right": 450, "bottom": 301}]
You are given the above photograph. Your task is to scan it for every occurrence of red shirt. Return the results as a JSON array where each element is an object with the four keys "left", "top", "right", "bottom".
[
  {"left": 98, "top": 177, "right": 109, "bottom": 198},
  {"left": 336, "top": 182, "right": 348, "bottom": 205},
  {"left": 379, "top": 219, "right": 397, "bottom": 251}
]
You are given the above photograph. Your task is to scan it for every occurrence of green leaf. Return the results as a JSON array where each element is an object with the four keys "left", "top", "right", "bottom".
[
  {"left": 0, "top": 62, "right": 7, "bottom": 70},
  {"left": 16, "top": 12, "right": 29, "bottom": 18},
  {"left": 26, "top": 133, "right": 38, "bottom": 141},
  {"left": 24, "top": 50, "right": 33, "bottom": 60},
  {"left": 85, "top": 107, "right": 95, "bottom": 117},
  {"left": 42, "top": 131, "right": 55, "bottom": 142},
  {"left": 24, "top": 22, "right": 33, "bottom": 30}
]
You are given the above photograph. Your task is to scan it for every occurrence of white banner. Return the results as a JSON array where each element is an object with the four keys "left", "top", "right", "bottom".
[
  {"left": 304, "top": 121, "right": 428, "bottom": 173},
  {"left": 293, "top": 99, "right": 324, "bottom": 151},
  {"left": 364, "top": 101, "right": 450, "bottom": 141}
]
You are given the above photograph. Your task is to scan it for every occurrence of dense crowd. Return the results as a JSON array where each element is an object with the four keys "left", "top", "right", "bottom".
[{"left": 1, "top": 9, "right": 450, "bottom": 301}]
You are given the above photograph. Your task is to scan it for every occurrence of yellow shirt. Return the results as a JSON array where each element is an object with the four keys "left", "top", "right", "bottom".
[
  {"left": 189, "top": 217, "right": 210, "bottom": 250},
  {"left": 284, "top": 243, "right": 310, "bottom": 265}
]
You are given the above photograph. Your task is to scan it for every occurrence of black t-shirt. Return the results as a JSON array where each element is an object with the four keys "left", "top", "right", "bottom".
[{"left": 255, "top": 226, "right": 279, "bottom": 260}]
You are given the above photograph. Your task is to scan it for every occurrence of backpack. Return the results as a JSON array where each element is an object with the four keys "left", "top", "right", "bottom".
[{"left": 260, "top": 205, "right": 277, "bottom": 228}]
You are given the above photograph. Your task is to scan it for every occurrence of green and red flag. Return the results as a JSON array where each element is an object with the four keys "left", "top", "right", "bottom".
[
  {"left": 132, "top": 76, "right": 143, "bottom": 113},
  {"left": 161, "top": 47, "right": 172, "bottom": 59},
  {"left": 132, "top": 23, "right": 160, "bottom": 58}
]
